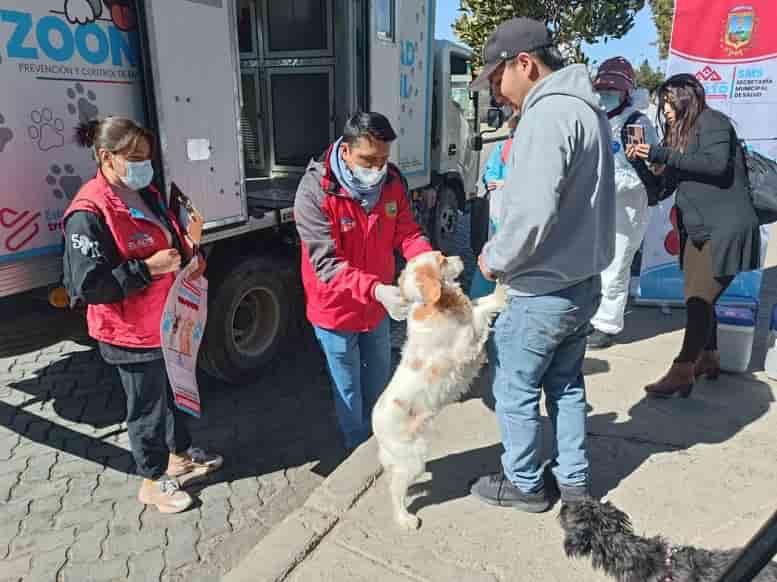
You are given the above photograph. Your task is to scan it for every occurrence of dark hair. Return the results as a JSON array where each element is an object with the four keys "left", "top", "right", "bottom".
[
  {"left": 530, "top": 46, "right": 566, "bottom": 72},
  {"left": 656, "top": 74, "right": 708, "bottom": 152},
  {"left": 342, "top": 112, "right": 397, "bottom": 146},
  {"left": 74, "top": 117, "right": 154, "bottom": 161}
]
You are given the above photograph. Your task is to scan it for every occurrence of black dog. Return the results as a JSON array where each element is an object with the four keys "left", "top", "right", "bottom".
[{"left": 559, "top": 500, "right": 777, "bottom": 582}]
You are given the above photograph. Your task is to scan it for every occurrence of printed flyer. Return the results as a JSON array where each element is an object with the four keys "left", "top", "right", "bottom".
[{"left": 161, "top": 256, "right": 207, "bottom": 417}]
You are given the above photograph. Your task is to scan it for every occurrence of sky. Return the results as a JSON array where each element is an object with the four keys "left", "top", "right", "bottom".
[{"left": 435, "top": 4, "right": 663, "bottom": 69}]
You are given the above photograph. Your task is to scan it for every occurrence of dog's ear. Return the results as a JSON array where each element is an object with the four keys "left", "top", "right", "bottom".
[
  {"left": 416, "top": 264, "right": 442, "bottom": 305},
  {"left": 559, "top": 503, "right": 594, "bottom": 558}
]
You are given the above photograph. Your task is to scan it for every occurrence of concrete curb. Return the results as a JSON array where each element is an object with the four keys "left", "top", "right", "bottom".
[{"left": 221, "top": 439, "right": 384, "bottom": 582}]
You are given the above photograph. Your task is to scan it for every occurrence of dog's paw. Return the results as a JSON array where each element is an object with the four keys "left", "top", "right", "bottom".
[
  {"left": 492, "top": 284, "right": 508, "bottom": 309},
  {"left": 396, "top": 512, "right": 421, "bottom": 531}
]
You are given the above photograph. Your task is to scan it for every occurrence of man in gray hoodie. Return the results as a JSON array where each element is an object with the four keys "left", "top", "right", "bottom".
[{"left": 469, "top": 18, "right": 615, "bottom": 513}]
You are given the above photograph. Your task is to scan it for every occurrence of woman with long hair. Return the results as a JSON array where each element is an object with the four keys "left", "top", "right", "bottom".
[
  {"left": 63, "top": 117, "right": 222, "bottom": 513},
  {"left": 628, "top": 73, "right": 760, "bottom": 397}
]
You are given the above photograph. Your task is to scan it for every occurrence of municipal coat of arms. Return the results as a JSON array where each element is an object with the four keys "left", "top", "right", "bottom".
[{"left": 721, "top": 5, "right": 757, "bottom": 56}]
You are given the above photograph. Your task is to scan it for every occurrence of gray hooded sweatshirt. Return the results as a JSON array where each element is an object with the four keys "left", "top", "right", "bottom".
[{"left": 482, "top": 64, "right": 616, "bottom": 295}]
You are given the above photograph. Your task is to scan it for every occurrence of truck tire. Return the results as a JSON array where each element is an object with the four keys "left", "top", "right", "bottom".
[
  {"left": 199, "top": 256, "right": 291, "bottom": 384},
  {"left": 431, "top": 185, "right": 458, "bottom": 254}
]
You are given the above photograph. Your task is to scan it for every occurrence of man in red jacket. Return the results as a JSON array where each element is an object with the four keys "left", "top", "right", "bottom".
[{"left": 294, "top": 112, "right": 432, "bottom": 449}]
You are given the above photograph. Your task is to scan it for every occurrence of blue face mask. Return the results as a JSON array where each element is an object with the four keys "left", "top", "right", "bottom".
[
  {"left": 598, "top": 91, "right": 624, "bottom": 113},
  {"left": 121, "top": 160, "right": 154, "bottom": 191},
  {"left": 352, "top": 163, "right": 387, "bottom": 188}
]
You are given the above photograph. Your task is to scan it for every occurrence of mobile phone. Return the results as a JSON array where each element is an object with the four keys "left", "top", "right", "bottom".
[
  {"left": 626, "top": 124, "right": 645, "bottom": 145},
  {"left": 170, "top": 182, "right": 203, "bottom": 245}
]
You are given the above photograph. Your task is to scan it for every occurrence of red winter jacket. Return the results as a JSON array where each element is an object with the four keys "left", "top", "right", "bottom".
[
  {"left": 293, "top": 145, "right": 432, "bottom": 332},
  {"left": 63, "top": 172, "right": 189, "bottom": 348}
]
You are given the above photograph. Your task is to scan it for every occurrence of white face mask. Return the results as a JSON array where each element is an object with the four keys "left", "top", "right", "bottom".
[
  {"left": 352, "top": 163, "right": 387, "bottom": 188},
  {"left": 598, "top": 91, "right": 624, "bottom": 113},
  {"left": 121, "top": 160, "right": 154, "bottom": 191}
]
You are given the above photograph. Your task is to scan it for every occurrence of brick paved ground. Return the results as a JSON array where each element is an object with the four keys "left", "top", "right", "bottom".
[{"left": 0, "top": 290, "right": 350, "bottom": 582}]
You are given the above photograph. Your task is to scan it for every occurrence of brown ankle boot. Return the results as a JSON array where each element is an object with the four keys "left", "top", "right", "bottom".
[
  {"left": 645, "top": 362, "right": 695, "bottom": 398},
  {"left": 694, "top": 350, "right": 721, "bottom": 380}
]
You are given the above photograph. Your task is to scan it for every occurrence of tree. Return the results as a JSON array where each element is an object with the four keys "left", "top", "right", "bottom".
[
  {"left": 648, "top": 0, "right": 674, "bottom": 60},
  {"left": 634, "top": 59, "right": 665, "bottom": 93},
  {"left": 453, "top": 0, "right": 646, "bottom": 67}
]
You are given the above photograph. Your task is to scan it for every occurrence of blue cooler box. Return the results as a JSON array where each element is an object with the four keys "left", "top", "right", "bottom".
[
  {"left": 765, "top": 304, "right": 777, "bottom": 380},
  {"left": 715, "top": 304, "right": 758, "bottom": 373}
]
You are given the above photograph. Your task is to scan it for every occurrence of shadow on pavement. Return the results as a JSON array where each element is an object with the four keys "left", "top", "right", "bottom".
[
  {"left": 0, "top": 292, "right": 92, "bottom": 359},
  {"left": 407, "top": 443, "right": 503, "bottom": 516},
  {"left": 616, "top": 303, "right": 685, "bottom": 346},
  {"left": 2, "top": 321, "right": 352, "bottom": 489},
  {"left": 406, "top": 372, "right": 772, "bottom": 515},
  {"left": 588, "top": 372, "right": 774, "bottom": 497}
]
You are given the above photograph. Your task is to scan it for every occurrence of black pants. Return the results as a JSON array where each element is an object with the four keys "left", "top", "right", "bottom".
[
  {"left": 101, "top": 343, "right": 192, "bottom": 480},
  {"left": 676, "top": 241, "right": 735, "bottom": 364}
]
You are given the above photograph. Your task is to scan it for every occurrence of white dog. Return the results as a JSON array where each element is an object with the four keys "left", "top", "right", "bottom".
[{"left": 372, "top": 251, "right": 507, "bottom": 530}]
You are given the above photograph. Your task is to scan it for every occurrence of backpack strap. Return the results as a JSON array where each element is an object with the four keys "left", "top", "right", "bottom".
[{"left": 620, "top": 112, "right": 663, "bottom": 206}]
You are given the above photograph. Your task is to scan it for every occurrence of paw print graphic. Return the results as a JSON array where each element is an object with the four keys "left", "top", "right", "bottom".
[
  {"left": 46, "top": 164, "right": 83, "bottom": 200},
  {"left": 28, "top": 109, "right": 65, "bottom": 152},
  {"left": 66, "top": 83, "right": 99, "bottom": 124},
  {"left": 0, "top": 113, "right": 14, "bottom": 153}
]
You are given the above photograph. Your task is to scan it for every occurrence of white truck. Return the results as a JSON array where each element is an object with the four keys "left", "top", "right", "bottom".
[{"left": 0, "top": 0, "right": 487, "bottom": 383}]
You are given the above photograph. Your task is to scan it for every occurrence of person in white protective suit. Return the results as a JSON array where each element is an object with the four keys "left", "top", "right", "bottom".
[{"left": 588, "top": 57, "right": 662, "bottom": 349}]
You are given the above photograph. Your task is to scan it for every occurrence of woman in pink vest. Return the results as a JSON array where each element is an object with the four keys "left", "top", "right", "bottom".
[{"left": 63, "top": 117, "right": 221, "bottom": 514}]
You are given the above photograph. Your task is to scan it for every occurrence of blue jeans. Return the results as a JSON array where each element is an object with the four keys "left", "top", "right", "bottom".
[
  {"left": 489, "top": 277, "right": 601, "bottom": 493},
  {"left": 314, "top": 317, "right": 392, "bottom": 449}
]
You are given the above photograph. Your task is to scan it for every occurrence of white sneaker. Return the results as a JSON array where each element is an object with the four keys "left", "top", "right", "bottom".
[{"left": 138, "top": 476, "right": 193, "bottom": 514}]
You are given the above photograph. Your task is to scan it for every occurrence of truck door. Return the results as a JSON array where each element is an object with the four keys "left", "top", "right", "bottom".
[
  {"left": 138, "top": 0, "right": 245, "bottom": 229},
  {"left": 369, "top": 0, "right": 434, "bottom": 191},
  {"left": 443, "top": 46, "right": 480, "bottom": 198},
  {"left": 257, "top": 0, "right": 336, "bottom": 174}
]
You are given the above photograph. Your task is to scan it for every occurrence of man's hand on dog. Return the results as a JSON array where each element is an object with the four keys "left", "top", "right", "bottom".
[
  {"left": 374, "top": 284, "right": 410, "bottom": 321},
  {"left": 478, "top": 254, "right": 497, "bottom": 282}
]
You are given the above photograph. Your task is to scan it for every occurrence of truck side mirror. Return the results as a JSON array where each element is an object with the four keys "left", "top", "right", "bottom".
[
  {"left": 487, "top": 107, "right": 505, "bottom": 129},
  {"left": 488, "top": 108, "right": 505, "bottom": 129}
]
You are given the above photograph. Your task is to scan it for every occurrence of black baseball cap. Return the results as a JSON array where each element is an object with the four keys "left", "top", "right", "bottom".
[{"left": 470, "top": 17, "right": 554, "bottom": 91}]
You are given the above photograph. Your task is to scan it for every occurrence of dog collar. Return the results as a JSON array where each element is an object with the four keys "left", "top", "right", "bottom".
[{"left": 663, "top": 545, "right": 677, "bottom": 582}]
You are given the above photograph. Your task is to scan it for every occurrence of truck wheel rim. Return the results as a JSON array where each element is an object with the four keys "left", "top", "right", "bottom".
[{"left": 231, "top": 286, "right": 280, "bottom": 358}]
